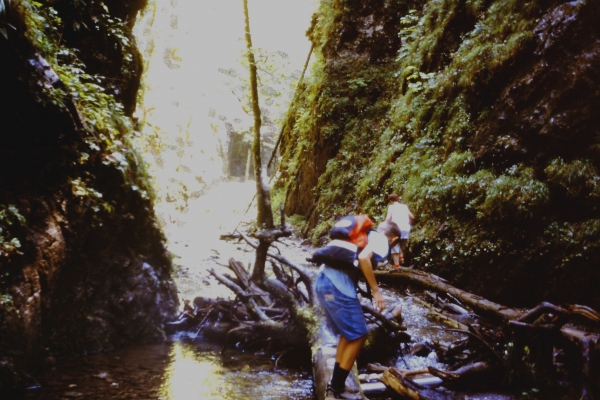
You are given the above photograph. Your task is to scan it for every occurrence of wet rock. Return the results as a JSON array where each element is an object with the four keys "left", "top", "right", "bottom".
[{"left": 62, "top": 392, "right": 84, "bottom": 398}]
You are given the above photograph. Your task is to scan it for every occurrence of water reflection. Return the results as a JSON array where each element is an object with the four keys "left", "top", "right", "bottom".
[
  {"left": 159, "top": 340, "right": 312, "bottom": 399},
  {"left": 22, "top": 339, "right": 312, "bottom": 399}
]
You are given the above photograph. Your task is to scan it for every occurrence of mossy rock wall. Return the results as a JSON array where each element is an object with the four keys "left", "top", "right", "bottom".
[
  {"left": 0, "top": 0, "right": 177, "bottom": 389},
  {"left": 276, "top": 0, "right": 600, "bottom": 309},
  {"left": 276, "top": 0, "right": 408, "bottom": 236}
]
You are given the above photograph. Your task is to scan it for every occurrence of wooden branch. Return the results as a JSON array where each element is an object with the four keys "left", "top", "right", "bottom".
[
  {"left": 428, "top": 361, "right": 495, "bottom": 385},
  {"left": 367, "top": 363, "right": 389, "bottom": 373},
  {"left": 376, "top": 269, "right": 523, "bottom": 321},
  {"left": 256, "top": 276, "right": 302, "bottom": 311},
  {"left": 228, "top": 259, "right": 251, "bottom": 287},
  {"left": 266, "top": 43, "right": 313, "bottom": 173},
  {"left": 517, "top": 301, "right": 570, "bottom": 324},
  {"left": 443, "top": 303, "right": 469, "bottom": 315},
  {"left": 445, "top": 328, "right": 504, "bottom": 364},
  {"left": 237, "top": 230, "right": 314, "bottom": 305},
  {"left": 228, "top": 258, "right": 271, "bottom": 302},
  {"left": 249, "top": 298, "right": 270, "bottom": 322},
  {"left": 204, "top": 319, "right": 288, "bottom": 343},
  {"left": 560, "top": 326, "right": 600, "bottom": 389},
  {"left": 220, "top": 233, "right": 241, "bottom": 240},
  {"left": 208, "top": 268, "right": 273, "bottom": 323},
  {"left": 208, "top": 267, "right": 247, "bottom": 298},
  {"left": 565, "top": 304, "right": 600, "bottom": 324},
  {"left": 271, "top": 261, "right": 291, "bottom": 286},
  {"left": 361, "top": 303, "right": 404, "bottom": 333},
  {"left": 251, "top": 227, "right": 292, "bottom": 242},
  {"left": 267, "top": 252, "right": 314, "bottom": 305},
  {"left": 381, "top": 368, "right": 420, "bottom": 399},
  {"left": 410, "top": 295, "right": 470, "bottom": 330},
  {"left": 223, "top": 273, "right": 243, "bottom": 289},
  {"left": 508, "top": 320, "right": 559, "bottom": 331}
]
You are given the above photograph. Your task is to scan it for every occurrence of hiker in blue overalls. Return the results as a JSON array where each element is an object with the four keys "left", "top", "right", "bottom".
[{"left": 312, "top": 216, "right": 401, "bottom": 399}]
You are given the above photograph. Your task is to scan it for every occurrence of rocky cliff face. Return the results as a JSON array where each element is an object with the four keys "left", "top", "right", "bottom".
[
  {"left": 0, "top": 0, "right": 177, "bottom": 389},
  {"left": 276, "top": 0, "right": 600, "bottom": 309}
]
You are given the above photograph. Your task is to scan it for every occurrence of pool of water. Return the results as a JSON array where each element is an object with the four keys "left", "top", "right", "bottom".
[{"left": 22, "top": 335, "right": 313, "bottom": 400}]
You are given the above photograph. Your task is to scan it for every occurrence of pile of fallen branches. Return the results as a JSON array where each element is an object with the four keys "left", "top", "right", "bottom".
[
  {"left": 374, "top": 270, "right": 600, "bottom": 399},
  {"left": 166, "top": 231, "right": 409, "bottom": 358},
  {"left": 165, "top": 225, "right": 316, "bottom": 356}
]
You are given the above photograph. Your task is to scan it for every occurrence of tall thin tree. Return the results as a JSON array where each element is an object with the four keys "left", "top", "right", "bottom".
[
  {"left": 243, "top": 0, "right": 273, "bottom": 230},
  {"left": 242, "top": 0, "right": 291, "bottom": 283}
]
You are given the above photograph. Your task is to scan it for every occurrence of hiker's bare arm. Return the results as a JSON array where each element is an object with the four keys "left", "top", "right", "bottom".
[
  {"left": 358, "top": 249, "right": 385, "bottom": 312},
  {"left": 385, "top": 207, "right": 392, "bottom": 221}
]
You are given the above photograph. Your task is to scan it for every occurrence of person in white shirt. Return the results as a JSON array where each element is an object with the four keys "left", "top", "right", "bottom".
[{"left": 384, "top": 193, "right": 414, "bottom": 268}]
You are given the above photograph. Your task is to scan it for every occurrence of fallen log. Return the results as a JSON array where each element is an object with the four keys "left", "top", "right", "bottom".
[
  {"left": 376, "top": 269, "right": 523, "bottom": 321},
  {"left": 361, "top": 302, "right": 404, "bottom": 333},
  {"left": 558, "top": 326, "right": 600, "bottom": 399},
  {"left": 428, "top": 361, "right": 497, "bottom": 385},
  {"left": 206, "top": 257, "right": 369, "bottom": 399},
  {"left": 381, "top": 367, "right": 453, "bottom": 399},
  {"left": 377, "top": 268, "right": 600, "bottom": 396},
  {"left": 381, "top": 368, "right": 420, "bottom": 400},
  {"left": 409, "top": 295, "right": 470, "bottom": 330},
  {"left": 566, "top": 304, "right": 600, "bottom": 324}
]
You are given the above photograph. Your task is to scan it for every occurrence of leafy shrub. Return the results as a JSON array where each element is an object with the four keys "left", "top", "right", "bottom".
[
  {"left": 0, "top": 205, "right": 25, "bottom": 259},
  {"left": 545, "top": 158, "right": 600, "bottom": 199},
  {"left": 477, "top": 166, "right": 550, "bottom": 221}
]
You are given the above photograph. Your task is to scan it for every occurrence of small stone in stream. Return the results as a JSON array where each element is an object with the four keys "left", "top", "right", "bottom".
[
  {"left": 110, "top": 382, "right": 119, "bottom": 388},
  {"left": 367, "top": 373, "right": 381, "bottom": 381},
  {"left": 62, "top": 392, "right": 84, "bottom": 398},
  {"left": 68, "top": 384, "right": 77, "bottom": 388},
  {"left": 94, "top": 372, "right": 109, "bottom": 380}
]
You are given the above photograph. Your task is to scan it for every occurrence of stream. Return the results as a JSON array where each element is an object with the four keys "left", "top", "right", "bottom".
[
  {"left": 21, "top": 287, "right": 471, "bottom": 400},
  {"left": 22, "top": 338, "right": 313, "bottom": 399},
  {"left": 20, "top": 181, "right": 513, "bottom": 399}
]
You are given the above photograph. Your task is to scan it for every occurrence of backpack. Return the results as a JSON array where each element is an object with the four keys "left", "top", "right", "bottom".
[
  {"left": 329, "top": 215, "right": 374, "bottom": 250},
  {"left": 312, "top": 214, "right": 375, "bottom": 267},
  {"left": 310, "top": 215, "right": 376, "bottom": 296}
]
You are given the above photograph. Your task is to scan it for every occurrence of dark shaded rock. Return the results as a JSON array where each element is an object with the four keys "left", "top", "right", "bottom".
[{"left": 0, "top": 0, "right": 177, "bottom": 390}]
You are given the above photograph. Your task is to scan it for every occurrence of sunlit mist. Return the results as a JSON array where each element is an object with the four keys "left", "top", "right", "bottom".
[{"left": 130, "top": 0, "right": 317, "bottom": 299}]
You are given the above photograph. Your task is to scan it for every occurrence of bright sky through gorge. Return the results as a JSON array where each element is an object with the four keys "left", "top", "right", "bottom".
[{"left": 134, "top": 0, "right": 318, "bottom": 199}]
